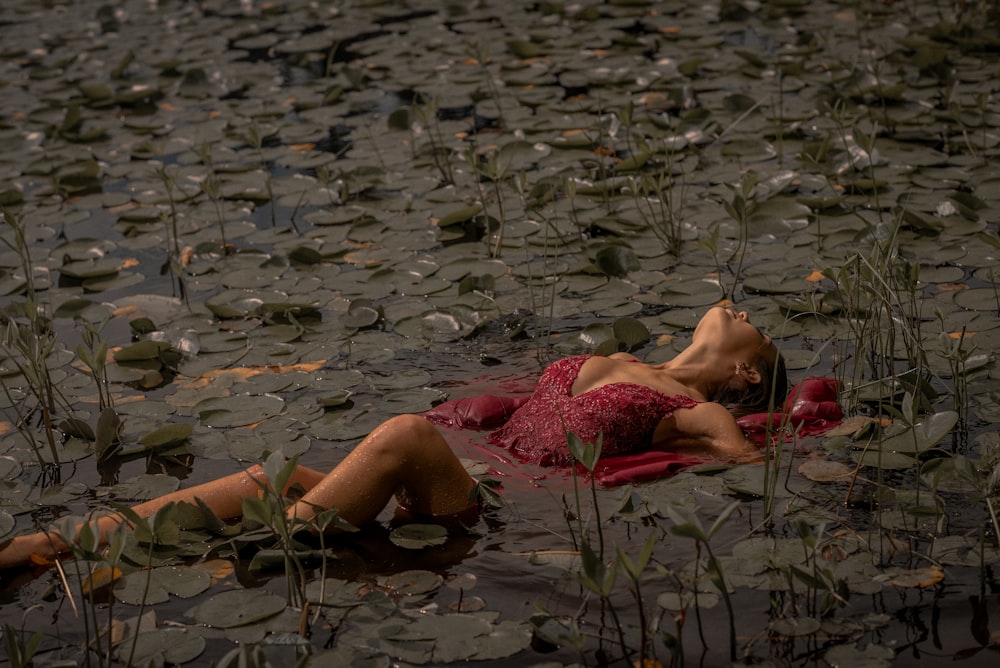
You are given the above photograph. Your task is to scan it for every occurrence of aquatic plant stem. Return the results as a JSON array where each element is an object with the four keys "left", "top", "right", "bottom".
[
  {"left": 123, "top": 540, "right": 157, "bottom": 668},
  {"left": 986, "top": 496, "right": 1000, "bottom": 548}
]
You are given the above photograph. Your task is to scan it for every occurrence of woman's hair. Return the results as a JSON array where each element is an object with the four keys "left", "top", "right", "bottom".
[{"left": 710, "top": 350, "right": 789, "bottom": 419}]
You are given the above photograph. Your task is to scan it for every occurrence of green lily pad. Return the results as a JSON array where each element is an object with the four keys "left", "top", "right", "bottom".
[
  {"left": 851, "top": 448, "right": 919, "bottom": 470},
  {"left": 437, "top": 205, "right": 483, "bottom": 227},
  {"left": 111, "top": 474, "right": 181, "bottom": 501},
  {"left": 798, "top": 459, "right": 854, "bottom": 482},
  {"left": 116, "top": 566, "right": 211, "bottom": 605},
  {"left": 658, "top": 278, "right": 725, "bottom": 307},
  {"left": 771, "top": 616, "right": 821, "bottom": 637},
  {"left": 59, "top": 258, "right": 123, "bottom": 280},
  {"left": 137, "top": 423, "right": 193, "bottom": 450},
  {"left": 124, "top": 628, "right": 206, "bottom": 666},
  {"left": 114, "top": 340, "right": 178, "bottom": 364},
  {"left": 878, "top": 411, "right": 959, "bottom": 455},
  {"left": 379, "top": 570, "right": 444, "bottom": 596},
  {"left": 389, "top": 523, "right": 449, "bottom": 549},
  {"left": 383, "top": 388, "right": 447, "bottom": 413},
  {"left": 954, "top": 287, "right": 1000, "bottom": 311},
  {"left": 187, "top": 588, "right": 287, "bottom": 628},
  {"left": 0, "top": 456, "right": 22, "bottom": 480},
  {"left": 393, "top": 307, "right": 484, "bottom": 342},
  {"left": 0, "top": 510, "right": 14, "bottom": 542},
  {"left": 194, "top": 394, "right": 285, "bottom": 428},
  {"left": 341, "top": 298, "right": 383, "bottom": 329}
]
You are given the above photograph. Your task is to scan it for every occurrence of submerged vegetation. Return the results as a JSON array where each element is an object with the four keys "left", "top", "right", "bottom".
[{"left": 1, "top": 0, "right": 1000, "bottom": 665}]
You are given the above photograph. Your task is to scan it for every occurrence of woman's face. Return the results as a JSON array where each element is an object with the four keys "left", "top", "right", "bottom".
[{"left": 692, "top": 307, "right": 774, "bottom": 362}]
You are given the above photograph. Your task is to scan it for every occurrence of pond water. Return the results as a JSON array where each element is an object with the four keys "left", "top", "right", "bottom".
[{"left": 2, "top": 0, "right": 1000, "bottom": 666}]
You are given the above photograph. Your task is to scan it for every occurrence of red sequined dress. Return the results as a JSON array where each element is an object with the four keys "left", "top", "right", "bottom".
[{"left": 487, "top": 355, "right": 698, "bottom": 467}]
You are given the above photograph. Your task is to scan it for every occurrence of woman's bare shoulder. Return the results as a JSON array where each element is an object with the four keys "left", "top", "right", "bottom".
[{"left": 663, "top": 401, "right": 756, "bottom": 459}]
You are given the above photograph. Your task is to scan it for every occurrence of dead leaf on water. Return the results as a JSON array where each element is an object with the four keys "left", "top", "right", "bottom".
[
  {"left": 82, "top": 566, "right": 123, "bottom": 596},
  {"left": 890, "top": 566, "right": 944, "bottom": 589},
  {"left": 191, "top": 559, "right": 235, "bottom": 583},
  {"left": 798, "top": 459, "right": 854, "bottom": 482},
  {"left": 806, "top": 269, "right": 825, "bottom": 282},
  {"left": 824, "top": 415, "right": 878, "bottom": 437}
]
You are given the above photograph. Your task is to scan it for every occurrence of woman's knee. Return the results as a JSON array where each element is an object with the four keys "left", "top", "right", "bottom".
[
  {"left": 382, "top": 414, "right": 442, "bottom": 443},
  {"left": 244, "top": 463, "right": 320, "bottom": 493},
  {"left": 363, "top": 414, "right": 446, "bottom": 462}
]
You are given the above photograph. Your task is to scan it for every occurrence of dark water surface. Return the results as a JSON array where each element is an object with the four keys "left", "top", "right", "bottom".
[{"left": 2, "top": 0, "right": 1000, "bottom": 666}]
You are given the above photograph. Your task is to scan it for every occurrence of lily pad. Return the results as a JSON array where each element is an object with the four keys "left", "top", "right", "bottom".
[
  {"left": 771, "top": 616, "right": 821, "bottom": 637},
  {"left": 187, "top": 588, "right": 287, "bottom": 628},
  {"left": 798, "top": 459, "right": 854, "bottom": 482},
  {"left": 389, "top": 523, "right": 449, "bottom": 549},
  {"left": 124, "top": 628, "right": 206, "bottom": 666},
  {"left": 116, "top": 566, "right": 211, "bottom": 605},
  {"left": 0, "top": 510, "right": 14, "bottom": 542},
  {"left": 379, "top": 570, "right": 444, "bottom": 597},
  {"left": 194, "top": 394, "right": 285, "bottom": 428},
  {"left": 877, "top": 411, "right": 959, "bottom": 455},
  {"left": 111, "top": 474, "right": 181, "bottom": 500}
]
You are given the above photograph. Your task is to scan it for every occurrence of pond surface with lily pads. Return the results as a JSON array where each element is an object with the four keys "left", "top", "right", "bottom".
[{"left": 2, "top": 0, "right": 1000, "bottom": 666}]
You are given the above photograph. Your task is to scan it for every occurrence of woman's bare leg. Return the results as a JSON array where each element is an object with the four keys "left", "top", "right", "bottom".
[
  {"left": 287, "top": 414, "right": 477, "bottom": 526},
  {"left": 0, "top": 415, "right": 475, "bottom": 569},
  {"left": 0, "top": 464, "right": 325, "bottom": 569}
]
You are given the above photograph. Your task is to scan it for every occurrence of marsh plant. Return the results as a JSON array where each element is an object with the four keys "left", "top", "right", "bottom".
[
  {"left": 3, "top": 0, "right": 1000, "bottom": 664},
  {"left": 0, "top": 210, "right": 64, "bottom": 468},
  {"left": 195, "top": 142, "right": 228, "bottom": 248},
  {"left": 532, "top": 431, "right": 640, "bottom": 665},
  {"left": 719, "top": 170, "right": 758, "bottom": 302},
  {"left": 410, "top": 94, "right": 456, "bottom": 186},
  {"left": 535, "top": 430, "right": 749, "bottom": 666},
  {"left": 238, "top": 451, "right": 356, "bottom": 615}
]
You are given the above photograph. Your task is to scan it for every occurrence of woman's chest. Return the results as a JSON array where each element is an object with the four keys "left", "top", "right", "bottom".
[{"left": 570, "top": 356, "right": 690, "bottom": 399}]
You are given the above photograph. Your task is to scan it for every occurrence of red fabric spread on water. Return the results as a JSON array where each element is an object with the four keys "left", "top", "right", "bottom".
[
  {"left": 424, "top": 360, "right": 843, "bottom": 486},
  {"left": 484, "top": 356, "right": 698, "bottom": 467}
]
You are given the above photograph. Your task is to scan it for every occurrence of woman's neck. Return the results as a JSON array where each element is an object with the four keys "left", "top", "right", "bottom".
[{"left": 655, "top": 347, "right": 730, "bottom": 402}]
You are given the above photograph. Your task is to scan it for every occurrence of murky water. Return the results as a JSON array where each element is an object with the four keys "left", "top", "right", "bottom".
[{"left": 2, "top": 0, "right": 1000, "bottom": 665}]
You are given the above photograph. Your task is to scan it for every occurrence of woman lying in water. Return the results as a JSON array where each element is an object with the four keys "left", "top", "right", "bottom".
[{"left": 0, "top": 306, "right": 786, "bottom": 569}]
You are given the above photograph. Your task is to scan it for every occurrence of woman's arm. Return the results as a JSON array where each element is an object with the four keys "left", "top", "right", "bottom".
[{"left": 654, "top": 401, "right": 759, "bottom": 460}]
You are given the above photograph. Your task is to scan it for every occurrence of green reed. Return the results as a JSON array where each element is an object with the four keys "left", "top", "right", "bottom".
[{"left": 0, "top": 209, "right": 64, "bottom": 468}]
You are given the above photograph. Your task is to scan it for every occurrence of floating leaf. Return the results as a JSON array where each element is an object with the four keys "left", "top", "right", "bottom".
[
  {"left": 612, "top": 317, "right": 650, "bottom": 349},
  {"left": 95, "top": 407, "right": 123, "bottom": 458},
  {"left": 114, "top": 340, "right": 175, "bottom": 363},
  {"left": 111, "top": 474, "right": 181, "bottom": 500},
  {"left": 137, "top": 423, "right": 193, "bottom": 450},
  {"left": 389, "top": 523, "right": 449, "bottom": 549},
  {"left": 249, "top": 548, "right": 333, "bottom": 573},
  {"left": 771, "top": 616, "right": 821, "bottom": 637},
  {"left": 0, "top": 510, "right": 16, "bottom": 542},
  {"left": 890, "top": 567, "right": 945, "bottom": 589},
  {"left": 878, "top": 411, "right": 959, "bottom": 455},
  {"left": 187, "top": 588, "right": 287, "bottom": 628},
  {"left": 82, "top": 567, "right": 122, "bottom": 596},
  {"left": 595, "top": 245, "right": 640, "bottom": 278},
  {"left": 194, "top": 394, "right": 285, "bottom": 428},
  {"left": 59, "top": 258, "right": 122, "bottom": 280},
  {"left": 0, "top": 456, "right": 20, "bottom": 480},
  {"left": 190, "top": 559, "right": 235, "bottom": 583},
  {"left": 125, "top": 628, "right": 206, "bottom": 666},
  {"left": 341, "top": 298, "right": 382, "bottom": 329},
  {"left": 437, "top": 205, "right": 483, "bottom": 227},
  {"left": 379, "top": 570, "right": 444, "bottom": 596},
  {"left": 116, "top": 566, "right": 211, "bottom": 605},
  {"left": 798, "top": 459, "right": 854, "bottom": 482},
  {"left": 60, "top": 417, "right": 95, "bottom": 441}
]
